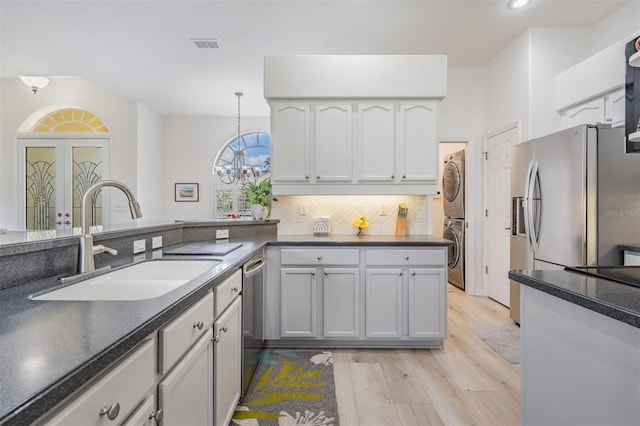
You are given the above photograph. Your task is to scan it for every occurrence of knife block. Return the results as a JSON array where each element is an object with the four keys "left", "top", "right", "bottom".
[{"left": 394, "top": 218, "right": 407, "bottom": 236}]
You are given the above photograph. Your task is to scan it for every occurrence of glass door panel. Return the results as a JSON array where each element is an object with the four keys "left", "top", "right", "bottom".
[
  {"left": 71, "top": 146, "right": 104, "bottom": 228},
  {"left": 25, "top": 146, "right": 59, "bottom": 230}
]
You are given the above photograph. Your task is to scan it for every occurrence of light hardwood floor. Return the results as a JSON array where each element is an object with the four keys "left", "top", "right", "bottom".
[{"left": 332, "top": 285, "right": 520, "bottom": 426}]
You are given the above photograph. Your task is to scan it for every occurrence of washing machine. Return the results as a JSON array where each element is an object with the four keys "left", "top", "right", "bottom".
[
  {"left": 442, "top": 149, "right": 465, "bottom": 218},
  {"left": 443, "top": 218, "right": 465, "bottom": 290}
]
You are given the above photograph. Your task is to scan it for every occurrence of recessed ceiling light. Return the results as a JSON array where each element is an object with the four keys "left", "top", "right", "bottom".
[
  {"left": 507, "top": 0, "right": 533, "bottom": 10},
  {"left": 191, "top": 38, "right": 221, "bottom": 49}
]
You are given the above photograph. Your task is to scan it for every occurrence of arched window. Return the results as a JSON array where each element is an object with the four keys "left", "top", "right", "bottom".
[{"left": 213, "top": 131, "right": 270, "bottom": 218}]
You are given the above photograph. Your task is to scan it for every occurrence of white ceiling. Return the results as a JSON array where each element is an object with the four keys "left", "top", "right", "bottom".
[{"left": 0, "top": 0, "right": 628, "bottom": 117}]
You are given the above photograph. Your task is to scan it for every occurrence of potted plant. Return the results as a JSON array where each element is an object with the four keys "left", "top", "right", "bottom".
[{"left": 243, "top": 178, "right": 272, "bottom": 220}]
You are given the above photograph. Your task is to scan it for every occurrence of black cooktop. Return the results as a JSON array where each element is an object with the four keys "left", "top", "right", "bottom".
[{"left": 565, "top": 266, "right": 640, "bottom": 289}]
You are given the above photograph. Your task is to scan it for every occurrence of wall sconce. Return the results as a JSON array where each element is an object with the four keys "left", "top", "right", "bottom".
[{"left": 20, "top": 76, "right": 49, "bottom": 94}]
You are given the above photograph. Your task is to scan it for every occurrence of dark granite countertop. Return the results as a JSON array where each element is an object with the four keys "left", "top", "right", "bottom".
[
  {"left": 273, "top": 234, "right": 453, "bottom": 246},
  {"left": 620, "top": 244, "right": 640, "bottom": 253},
  {"left": 0, "top": 233, "right": 448, "bottom": 425},
  {"left": 509, "top": 269, "right": 640, "bottom": 328}
]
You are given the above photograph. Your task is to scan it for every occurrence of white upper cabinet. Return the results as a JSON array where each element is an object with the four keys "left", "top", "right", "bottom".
[
  {"left": 315, "top": 103, "right": 353, "bottom": 182},
  {"left": 399, "top": 101, "right": 438, "bottom": 182},
  {"left": 270, "top": 103, "right": 310, "bottom": 182},
  {"left": 560, "top": 88, "right": 625, "bottom": 130},
  {"left": 264, "top": 55, "right": 446, "bottom": 195},
  {"left": 357, "top": 103, "right": 396, "bottom": 182}
]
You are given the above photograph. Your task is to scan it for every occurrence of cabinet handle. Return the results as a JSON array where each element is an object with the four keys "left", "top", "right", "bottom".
[
  {"left": 404, "top": 256, "right": 410, "bottom": 260},
  {"left": 391, "top": 175, "right": 395, "bottom": 179},
  {"left": 402, "top": 175, "right": 406, "bottom": 179},
  {"left": 232, "top": 286, "right": 239, "bottom": 293},
  {"left": 324, "top": 271, "right": 328, "bottom": 276},
  {"left": 399, "top": 272, "right": 403, "bottom": 276},
  {"left": 193, "top": 320, "right": 204, "bottom": 330},
  {"left": 411, "top": 272, "right": 416, "bottom": 276},
  {"left": 149, "top": 409, "right": 164, "bottom": 422},
  {"left": 222, "top": 325, "right": 228, "bottom": 333},
  {"left": 99, "top": 402, "right": 120, "bottom": 420},
  {"left": 305, "top": 175, "right": 309, "bottom": 180},
  {"left": 317, "top": 256, "right": 323, "bottom": 261},
  {"left": 212, "top": 334, "right": 220, "bottom": 343}
]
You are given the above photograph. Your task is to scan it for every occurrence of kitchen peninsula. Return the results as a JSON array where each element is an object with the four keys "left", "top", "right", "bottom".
[
  {"left": 0, "top": 221, "right": 451, "bottom": 425},
  {"left": 509, "top": 269, "right": 640, "bottom": 426}
]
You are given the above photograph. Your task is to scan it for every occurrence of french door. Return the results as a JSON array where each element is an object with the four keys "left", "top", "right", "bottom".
[{"left": 17, "top": 137, "right": 110, "bottom": 231}]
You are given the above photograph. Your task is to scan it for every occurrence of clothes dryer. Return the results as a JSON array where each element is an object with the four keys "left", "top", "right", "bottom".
[
  {"left": 442, "top": 149, "right": 465, "bottom": 218},
  {"left": 443, "top": 218, "right": 465, "bottom": 290}
]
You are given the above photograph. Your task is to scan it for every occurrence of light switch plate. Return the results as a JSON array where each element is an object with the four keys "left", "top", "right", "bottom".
[
  {"left": 133, "top": 239, "right": 146, "bottom": 254},
  {"left": 216, "top": 229, "right": 229, "bottom": 239},
  {"left": 152, "top": 236, "right": 162, "bottom": 249}
]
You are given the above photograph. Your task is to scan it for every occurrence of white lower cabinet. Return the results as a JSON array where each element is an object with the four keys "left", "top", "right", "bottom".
[
  {"left": 408, "top": 268, "right": 446, "bottom": 339},
  {"left": 365, "top": 269, "right": 403, "bottom": 338},
  {"left": 268, "top": 246, "right": 447, "bottom": 346},
  {"left": 213, "top": 296, "right": 242, "bottom": 426},
  {"left": 280, "top": 267, "right": 318, "bottom": 337},
  {"left": 323, "top": 268, "right": 360, "bottom": 338},
  {"left": 158, "top": 329, "right": 213, "bottom": 426},
  {"left": 40, "top": 338, "right": 156, "bottom": 426},
  {"left": 39, "top": 269, "right": 245, "bottom": 426}
]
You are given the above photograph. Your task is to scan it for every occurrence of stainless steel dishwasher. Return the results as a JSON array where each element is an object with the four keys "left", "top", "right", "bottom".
[{"left": 242, "top": 251, "right": 265, "bottom": 395}]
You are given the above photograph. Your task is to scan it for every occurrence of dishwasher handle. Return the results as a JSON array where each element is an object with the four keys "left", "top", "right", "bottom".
[{"left": 243, "top": 256, "right": 265, "bottom": 278}]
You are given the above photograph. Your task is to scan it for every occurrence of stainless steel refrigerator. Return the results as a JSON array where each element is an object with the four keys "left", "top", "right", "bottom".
[{"left": 509, "top": 124, "right": 640, "bottom": 323}]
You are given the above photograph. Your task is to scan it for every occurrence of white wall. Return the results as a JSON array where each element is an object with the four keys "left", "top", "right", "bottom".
[
  {"left": 591, "top": 0, "right": 640, "bottom": 53},
  {"left": 162, "top": 116, "right": 270, "bottom": 221},
  {"left": 0, "top": 77, "right": 139, "bottom": 229},
  {"left": 529, "top": 28, "right": 591, "bottom": 138},
  {"left": 136, "top": 104, "right": 165, "bottom": 223}
]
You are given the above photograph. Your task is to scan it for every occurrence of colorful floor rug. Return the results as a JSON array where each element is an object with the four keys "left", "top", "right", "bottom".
[
  {"left": 232, "top": 350, "right": 339, "bottom": 426},
  {"left": 466, "top": 321, "right": 520, "bottom": 364}
]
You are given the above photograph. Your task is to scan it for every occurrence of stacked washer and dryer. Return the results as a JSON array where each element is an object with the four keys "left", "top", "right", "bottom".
[{"left": 442, "top": 149, "right": 465, "bottom": 290}]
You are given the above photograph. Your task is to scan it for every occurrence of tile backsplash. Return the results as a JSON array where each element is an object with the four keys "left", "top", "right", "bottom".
[{"left": 272, "top": 195, "right": 433, "bottom": 235}]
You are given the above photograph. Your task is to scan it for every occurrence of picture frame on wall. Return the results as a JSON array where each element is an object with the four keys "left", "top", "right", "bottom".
[{"left": 175, "top": 183, "right": 199, "bottom": 202}]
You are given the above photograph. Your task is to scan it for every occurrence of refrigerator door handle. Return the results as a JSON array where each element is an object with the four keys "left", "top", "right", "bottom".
[
  {"left": 523, "top": 160, "right": 534, "bottom": 250},
  {"left": 527, "top": 161, "right": 540, "bottom": 254}
]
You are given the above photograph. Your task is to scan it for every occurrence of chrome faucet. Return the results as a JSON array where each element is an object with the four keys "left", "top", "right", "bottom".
[{"left": 79, "top": 180, "right": 142, "bottom": 273}]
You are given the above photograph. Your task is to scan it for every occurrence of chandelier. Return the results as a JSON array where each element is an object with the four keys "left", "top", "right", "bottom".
[{"left": 214, "top": 92, "right": 262, "bottom": 185}]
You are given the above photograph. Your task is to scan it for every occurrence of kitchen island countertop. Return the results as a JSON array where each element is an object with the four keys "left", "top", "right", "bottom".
[
  {"left": 0, "top": 233, "right": 450, "bottom": 425},
  {"left": 509, "top": 269, "right": 640, "bottom": 328}
]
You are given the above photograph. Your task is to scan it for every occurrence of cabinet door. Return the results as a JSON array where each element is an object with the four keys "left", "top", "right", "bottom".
[
  {"left": 398, "top": 102, "right": 438, "bottom": 182},
  {"left": 121, "top": 395, "right": 158, "bottom": 426},
  {"left": 605, "top": 88, "right": 625, "bottom": 128},
  {"left": 315, "top": 103, "right": 353, "bottom": 182},
  {"left": 562, "top": 97, "right": 605, "bottom": 129},
  {"left": 323, "top": 267, "right": 360, "bottom": 338},
  {"left": 270, "top": 103, "right": 310, "bottom": 182},
  {"left": 158, "top": 329, "right": 213, "bottom": 426},
  {"left": 357, "top": 103, "right": 396, "bottom": 181},
  {"left": 365, "top": 269, "right": 403, "bottom": 338},
  {"left": 281, "top": 267, "right": 317, "bottom": 337},
  {"left": 213, "top": 297, "right": 242, "bottom": 426},
  {"left": 408, "top": 268, "right": 446, "bottom": 339}
]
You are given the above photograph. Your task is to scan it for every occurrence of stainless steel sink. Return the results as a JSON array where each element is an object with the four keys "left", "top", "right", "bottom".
[{"left": 32, "top": 260, "right": 221, "bottom": 301}]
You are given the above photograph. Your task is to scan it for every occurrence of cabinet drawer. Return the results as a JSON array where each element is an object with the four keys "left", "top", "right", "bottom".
[
  {"left": 366, "top": 248, "right": 445, "bottom": 266},
  {"left": 215, "top": 269, "right": 242, "bottom": 317},
  {"left": 43, "top": 338, "right": 155, "bottom": 425},
  {"left": 159, "top": 291, "right": 214, "bottom": 374},
  {"left": 281, "top": 248, "right": 360, "bottom": 265}
]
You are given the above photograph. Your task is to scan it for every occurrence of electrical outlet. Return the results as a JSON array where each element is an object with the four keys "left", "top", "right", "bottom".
[
  {"left": 152, "top": 236, "right": 163, "bottom": 249},
  {"left": 133, "top": 239, "right": 146, "bottom": 254},
  {"left": 216, "top": 229, "right": 229, "bottom": 239},
  {"left": 380, "top": 203, "right": 389, "bottom": 216},
  {"left": 299, "top": 202, "right": 307, "bottom": 215}
]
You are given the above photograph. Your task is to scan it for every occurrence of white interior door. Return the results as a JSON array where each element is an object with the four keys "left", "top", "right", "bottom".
[{"left": 485, "top": 126, "right": 517, "bottom": 306}]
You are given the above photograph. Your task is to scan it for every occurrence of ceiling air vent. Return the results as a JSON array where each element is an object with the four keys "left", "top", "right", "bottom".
[{"left": 191, "top": 38, "right": 221, "bottom": 49}]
